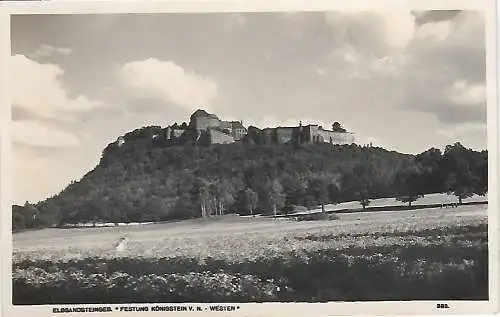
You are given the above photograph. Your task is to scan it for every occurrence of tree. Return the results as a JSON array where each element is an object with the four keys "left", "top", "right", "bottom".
[
  {"left": 144, "top": 196, "right": 165, "bottom": 222},
  {"left": 394, "top": 166, "right": 424, "bottom": 207},
  {"left": 327, "top": 182, "right": 341, "bottom": 205},
  {"left": 18, "top": 203, "right": 41, "bottom": 228},
  {"left": 442, "top": 142, "right": 478, "bottom": 204},
  {"left": 359, "top": 197, "right": 371, "bottom": 209},
  {"left": 343, "top": 163, "right": 375, "bottom": 210},
  {"left": 26, "top": 134, "right": 491, "bottom": 230},
  {"left": 12, "top": 207, "right": 26, "bottom": 231},
  {"left": 243, "top": 188, "right": 259, "bottom": 217},
  {"left": 37, "top": 199, "right": 63, "bottom": 227},
  {"left": 211, "top": 179, "right": 235, "bottom": 215},
  {"left": 332, "top": 122, "right": 346, "bottom": 132},
  {"left": 268, "top": 179, "right": 285, "bottom": 218},
  {"left": 281, "top": 174, "right": 307, "bottom": 207},
  {"left": 306, "top": 177, "right": 329, "bottom": 212},
  {"left": 473, "top": 150, "right": 488, "bottom": 196},
  {"left": 415, "top": 148, "right": 445, "bottom": 194},
  {"left": 192, "top": 178, "right": 211, "bottom": 218}
]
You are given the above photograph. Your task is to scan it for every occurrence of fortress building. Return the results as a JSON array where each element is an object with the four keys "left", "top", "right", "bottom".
[
  {"left": 247, "top": 121, "right": 355, "bottom": 146},
  {"left": 300, "top": 122, "right": 355, "bottom": 144},
  {"left": 160, "top": 109, "right": 355, "bottom": 146},
  {"left": 186, "top": 109, "right": 247, "bottom": 143}
]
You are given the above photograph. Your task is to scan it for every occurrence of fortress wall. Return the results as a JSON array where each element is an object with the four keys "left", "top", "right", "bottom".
[
  {"left": 339, "top": 132, "right": 355, "bottom": 144},
  {"left": 275, "top": 127, "right": 295, "bottom": 144},
  {"left": 233, "top": 128, "right": 247, "bottom": 141},
  {"left": 209, "top": 129, "right": 235, "bottom": 144},
  {"left": 262, "top": 129, "right": 274, "bottom": 145},
  {"left": 185, "top": 109, "right": 355, "bottom": 146},
  {"left": 193, "top": 117, "right": 221, "bottom": 131},
  {"left": 246, "top": 127, "right": 261, "bottom": 144},
  {"left": 164, "top": 127, "right": 172, "bottom": 140},
  {"left": 209, "top": 118, "right": 221, "bottom": 128},
  {"left": 219, "top": 121, "right": 233, "bottom": 133},
  {"left": 300, "top": 125, "right": 317, "bottom": 143},
  {"left": 316, "top": 129, "right": 355, "bottom": 145},
  {"left": 172, "top": 129, "right": 185, "bottom": 138},
  {"left": 233, "top": 132, "right": 246, "bottom": 141}
]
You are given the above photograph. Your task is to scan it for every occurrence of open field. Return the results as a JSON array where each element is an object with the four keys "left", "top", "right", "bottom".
[
  {"left": 287, "top": 193, "right": 488, "bottom": 216},
  {"left": 13, "top": 204, "right": 487, "bottom": 259},
  {"left": 12, "top": 204, "right": 488, "bottom": 304}
]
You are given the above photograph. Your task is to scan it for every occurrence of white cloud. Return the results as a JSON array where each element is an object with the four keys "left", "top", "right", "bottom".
[
  {"left": 370, "top": 53, "right": 413, "bottom": 75},
  {"left": 436, "top": 122, "right": 486, "bottom": 143},
  {"left": 315, "top": 68, "right": 326, "bottom": 76},
  {"left": 12, "top": 121, "right": 80, "bottom": 147},
  {"left": 376, "top": 11, "right": 416, "bottom": 49},
  {"left": 325, "top": 11, "right": 416, "bottom": 53},
  {"left": 327, "top": 46, "right": 360, "bottom": 65},
  {"left": 341, "top": 49, "right": 360, "bottom": 63},
  {"left": 121, "top": 58, "right": 218, "bottom": 112},
  {"left": 11, "top": 54, "right": 106, "bottom": 120},
  {"left": 29, "top": 44, "right": 73, "bottom": 59},
  {"left": 414, "top": 21, "right": 453, "bottom": 42},
  {"left": 325, "top": 11, "right": 417, "bottom": 79},
  {"left": 13, "top": 146, "right": 78, "bottom": 204},
  {"left": 329, "top": 47, "right": 412, "bottom": 78},
  {"left": 355, "top": 134, "right": 391, "bottom": 148},
  {"left": 449, "top": 11, "right": 484, "bottom": 44},
  {"left": 447, "top": 80, "right": 486, "bottom": 105}
]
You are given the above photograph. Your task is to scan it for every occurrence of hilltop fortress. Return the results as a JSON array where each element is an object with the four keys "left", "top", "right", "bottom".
[{"left": 117, "top": 109, "right": 355, "bottom": 147}]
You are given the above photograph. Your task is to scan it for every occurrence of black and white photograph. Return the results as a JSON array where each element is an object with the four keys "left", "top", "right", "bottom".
[{"left": 1, "top": 1, "right": 498, "bottom": 316}]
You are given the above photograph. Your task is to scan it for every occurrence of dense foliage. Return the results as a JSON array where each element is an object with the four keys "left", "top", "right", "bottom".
[
  {"left": 13, "top": 223, "right": 488, "bottom": 303},
  {"left": 11, "top": 125, "right": 488, "bottom": 230}
]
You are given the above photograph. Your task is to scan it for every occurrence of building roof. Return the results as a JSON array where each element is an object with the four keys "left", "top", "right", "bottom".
[
  {"left": 230, "top": 121, "right": 246, "bottom": 130},
  {"left": 190, "top": 109, "right": 218, "bottom": 119}
]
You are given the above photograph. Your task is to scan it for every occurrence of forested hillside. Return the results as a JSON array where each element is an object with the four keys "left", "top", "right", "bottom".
[{"left": 12, "top": 126, "right": 488, "bottom": 230}]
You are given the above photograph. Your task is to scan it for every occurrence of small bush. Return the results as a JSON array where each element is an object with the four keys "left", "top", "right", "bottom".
[
  {"left": 282, "top": 205, "right": 308, "bottom": 214},
  {"left": 295, "top": 213, "right": 339, "bottom": 222}
]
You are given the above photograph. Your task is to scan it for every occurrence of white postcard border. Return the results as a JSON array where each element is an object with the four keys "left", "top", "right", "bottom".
[{"left": 0, "top": 1, "right": 498, "bottom": 316}]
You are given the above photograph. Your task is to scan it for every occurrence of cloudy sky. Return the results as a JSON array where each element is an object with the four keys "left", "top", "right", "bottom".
[{"left": 10, "top": 10, "right": 487, "bottom": 204}]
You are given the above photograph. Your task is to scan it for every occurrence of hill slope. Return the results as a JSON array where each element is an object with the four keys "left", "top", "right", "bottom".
[{"left": 12, "top": 126, "right": 487, "bottom": 229}]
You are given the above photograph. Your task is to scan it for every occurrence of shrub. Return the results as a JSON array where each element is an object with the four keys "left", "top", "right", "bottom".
[
  {"left": 282, "top": 205, "right": 308, "bottom": 214},
  {"left": 295, "top": 213, "right": 339, "bottom": 222}
]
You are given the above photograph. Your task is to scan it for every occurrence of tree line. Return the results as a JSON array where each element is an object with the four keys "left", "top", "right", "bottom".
[{"left": 12, "top": 128, "right": 487, "bottom": 231}]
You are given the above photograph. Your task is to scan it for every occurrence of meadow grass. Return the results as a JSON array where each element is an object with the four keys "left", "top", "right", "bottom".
[{"left": 12, "top": 205, "right": 488, "bottom": 304}]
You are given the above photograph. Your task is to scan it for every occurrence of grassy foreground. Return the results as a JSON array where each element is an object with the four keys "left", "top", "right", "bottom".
[{"left": 13, "top": 214, "right": 488, "bottom": 304}]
